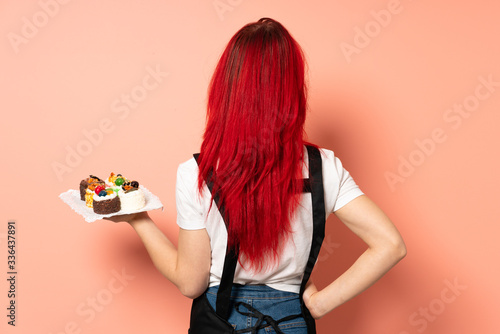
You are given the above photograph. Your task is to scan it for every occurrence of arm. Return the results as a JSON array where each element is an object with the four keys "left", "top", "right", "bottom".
[
  {"left": 107, "top": 212, "right": 211, "bottom": 299},
  {"left": 303, "top": 195, "right": 406, "bottom": 319}
]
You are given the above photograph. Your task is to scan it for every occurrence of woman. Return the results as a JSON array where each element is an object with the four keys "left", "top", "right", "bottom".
[{"left": 108, "top": 18, "right": 406, "bottom": 333}]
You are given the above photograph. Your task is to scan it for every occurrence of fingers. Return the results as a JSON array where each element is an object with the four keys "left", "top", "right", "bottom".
[
  {"left": 102, "top": 213, "right": 138, "bottom": 223},
  {"left": 103, "top": 211, "right": 152, "bottom": 225},
  {"left": 303, "top": 281, "right": 323, "bottom": 319},
  {"left": 303, "top": 280, "right": 318, "bottom": 299}
]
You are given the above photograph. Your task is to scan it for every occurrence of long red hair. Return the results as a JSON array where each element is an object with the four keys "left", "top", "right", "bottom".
[{"left": 197, "top": 18, "right": 308, "bottom": 271}]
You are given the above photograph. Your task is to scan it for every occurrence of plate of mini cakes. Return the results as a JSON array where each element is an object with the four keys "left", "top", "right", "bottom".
[{"left": 59, "top": 173, "right": 163, "bottom": 222}]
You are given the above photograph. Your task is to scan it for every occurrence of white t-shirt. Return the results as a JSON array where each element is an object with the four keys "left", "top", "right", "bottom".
[{"left": 175, "top": 147, "right": 364, "bottom": 294}]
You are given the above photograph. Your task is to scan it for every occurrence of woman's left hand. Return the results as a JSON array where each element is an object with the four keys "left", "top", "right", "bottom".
[{"left": 102, "top": 211, "right": 149, "bottom": 224}]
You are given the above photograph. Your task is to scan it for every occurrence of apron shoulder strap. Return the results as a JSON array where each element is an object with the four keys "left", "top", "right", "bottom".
[
  {"left": 193, "top": 153, "right": 238, "bottom": 320},
  {"left": 299, "top": 145, "right": 326, "bottom": 334}
]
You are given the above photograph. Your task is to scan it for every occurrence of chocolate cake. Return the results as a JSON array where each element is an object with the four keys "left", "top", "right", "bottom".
[{"left": 93, "top": 193, "right": 121, "bottom": 214}]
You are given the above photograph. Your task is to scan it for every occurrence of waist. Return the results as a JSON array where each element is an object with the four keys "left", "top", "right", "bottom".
[{"left": 207, "top": 284, "right": 300, "bottom": 299}]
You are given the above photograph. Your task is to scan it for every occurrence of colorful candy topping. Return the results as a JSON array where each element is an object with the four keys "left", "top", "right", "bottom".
[
  {"left": 84, "top": 173, "right": 143, "bottom": 209},
  {"left": 122, "top": 181, "right": 139, "bottom": 191},
  {"left": 122, "top": 182, "right": 132, "bottom": 191},
  {"left": 95, "top": 185, "right": 105, "bottom": 195},
  {"left": 88, "top": 182, "right": 104, "bottom": 191},
  {"left": 115, "top": 177, "right": 124, "bottom": 186},
  {"left": 108, "top": 172, "right": 118, "bottom": 184},
  {"left": 89, "top": 175, "right": 102, "bottom": 182}
]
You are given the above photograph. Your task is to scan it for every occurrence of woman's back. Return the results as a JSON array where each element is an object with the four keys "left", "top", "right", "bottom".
[{"left": 177, "top": 146, "right": 364, "bottom": 293}]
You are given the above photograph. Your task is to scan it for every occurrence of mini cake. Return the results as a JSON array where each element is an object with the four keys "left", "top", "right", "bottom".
[
  {"left": 79, "top": 175, "right": 104, "bottom": 201},
  {"left": 93, "top": 189, "right": 121, "bottom": 214},
  {"left": 118, "top": 181, "right": 146, "bottom": 212}
]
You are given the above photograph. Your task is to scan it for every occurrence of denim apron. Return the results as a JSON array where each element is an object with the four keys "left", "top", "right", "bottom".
[{"left": 189, "top": 145, "right": 326, "bottom": 334}]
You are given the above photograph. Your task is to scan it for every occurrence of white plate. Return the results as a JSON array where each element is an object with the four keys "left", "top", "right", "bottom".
[{"left": 59, "top": 185, "right": 163, "bottom": 222}]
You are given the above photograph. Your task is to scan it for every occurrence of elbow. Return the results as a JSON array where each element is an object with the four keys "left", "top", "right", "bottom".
[
  {"left": 177, "top": 277, "right": 209, "bottom": 299},
  {"left": 374, "top": 236, "right": 406, "bottom": 264},
  {"left": 392, "top": 238, "right": 407, "bottom": 262},
  {"left": 174, "top": 266, "right": 210, "bottom": 299},
  {"left": 179, "top": 285, "right": 205, "bottom": 299},
  {"left": 372, "top": 239, "right": 406, "bottom": 269}
]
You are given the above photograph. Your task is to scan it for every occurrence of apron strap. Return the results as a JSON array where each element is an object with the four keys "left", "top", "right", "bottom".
[
  {"left": 193, "top": 145, "right": 326, "bottom": 331},
  {"left": 299, "top": 145, "right": 326, "bottom": 334},
  {"left": 193, "top": 153, "right": 238, "bottom": 320}
]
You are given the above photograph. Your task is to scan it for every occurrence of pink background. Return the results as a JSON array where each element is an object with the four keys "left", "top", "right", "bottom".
[{"left": 1, "top": 0, "right": 499, "bottom": 333}]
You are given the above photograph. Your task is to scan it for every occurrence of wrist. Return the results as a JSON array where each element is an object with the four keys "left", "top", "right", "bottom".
[{"left": 129, "top": 212, "right": 153, "bottom": 228}]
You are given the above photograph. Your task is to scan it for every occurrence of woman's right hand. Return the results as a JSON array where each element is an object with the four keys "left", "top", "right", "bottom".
[
  {"left": 303, "top": 195, "right": 407, "bottom": 320},
  {"left": 303, "top": 280, "right": 325, "bottom": 319}
]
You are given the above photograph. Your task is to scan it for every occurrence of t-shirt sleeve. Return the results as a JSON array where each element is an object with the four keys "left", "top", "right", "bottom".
[
  {"left": 175, "top": 159, "right": 206, "bottom": 230},
  {"left": 332, "top": 155, "right": 364, "bottom": 212},
  {"left": 320, "top": 149, "right": 364, "bottom": 213}
]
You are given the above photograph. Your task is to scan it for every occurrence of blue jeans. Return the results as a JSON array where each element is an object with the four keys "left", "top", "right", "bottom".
[{"left": 206, "top": 284, "right": 308, "bottom": 333}]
